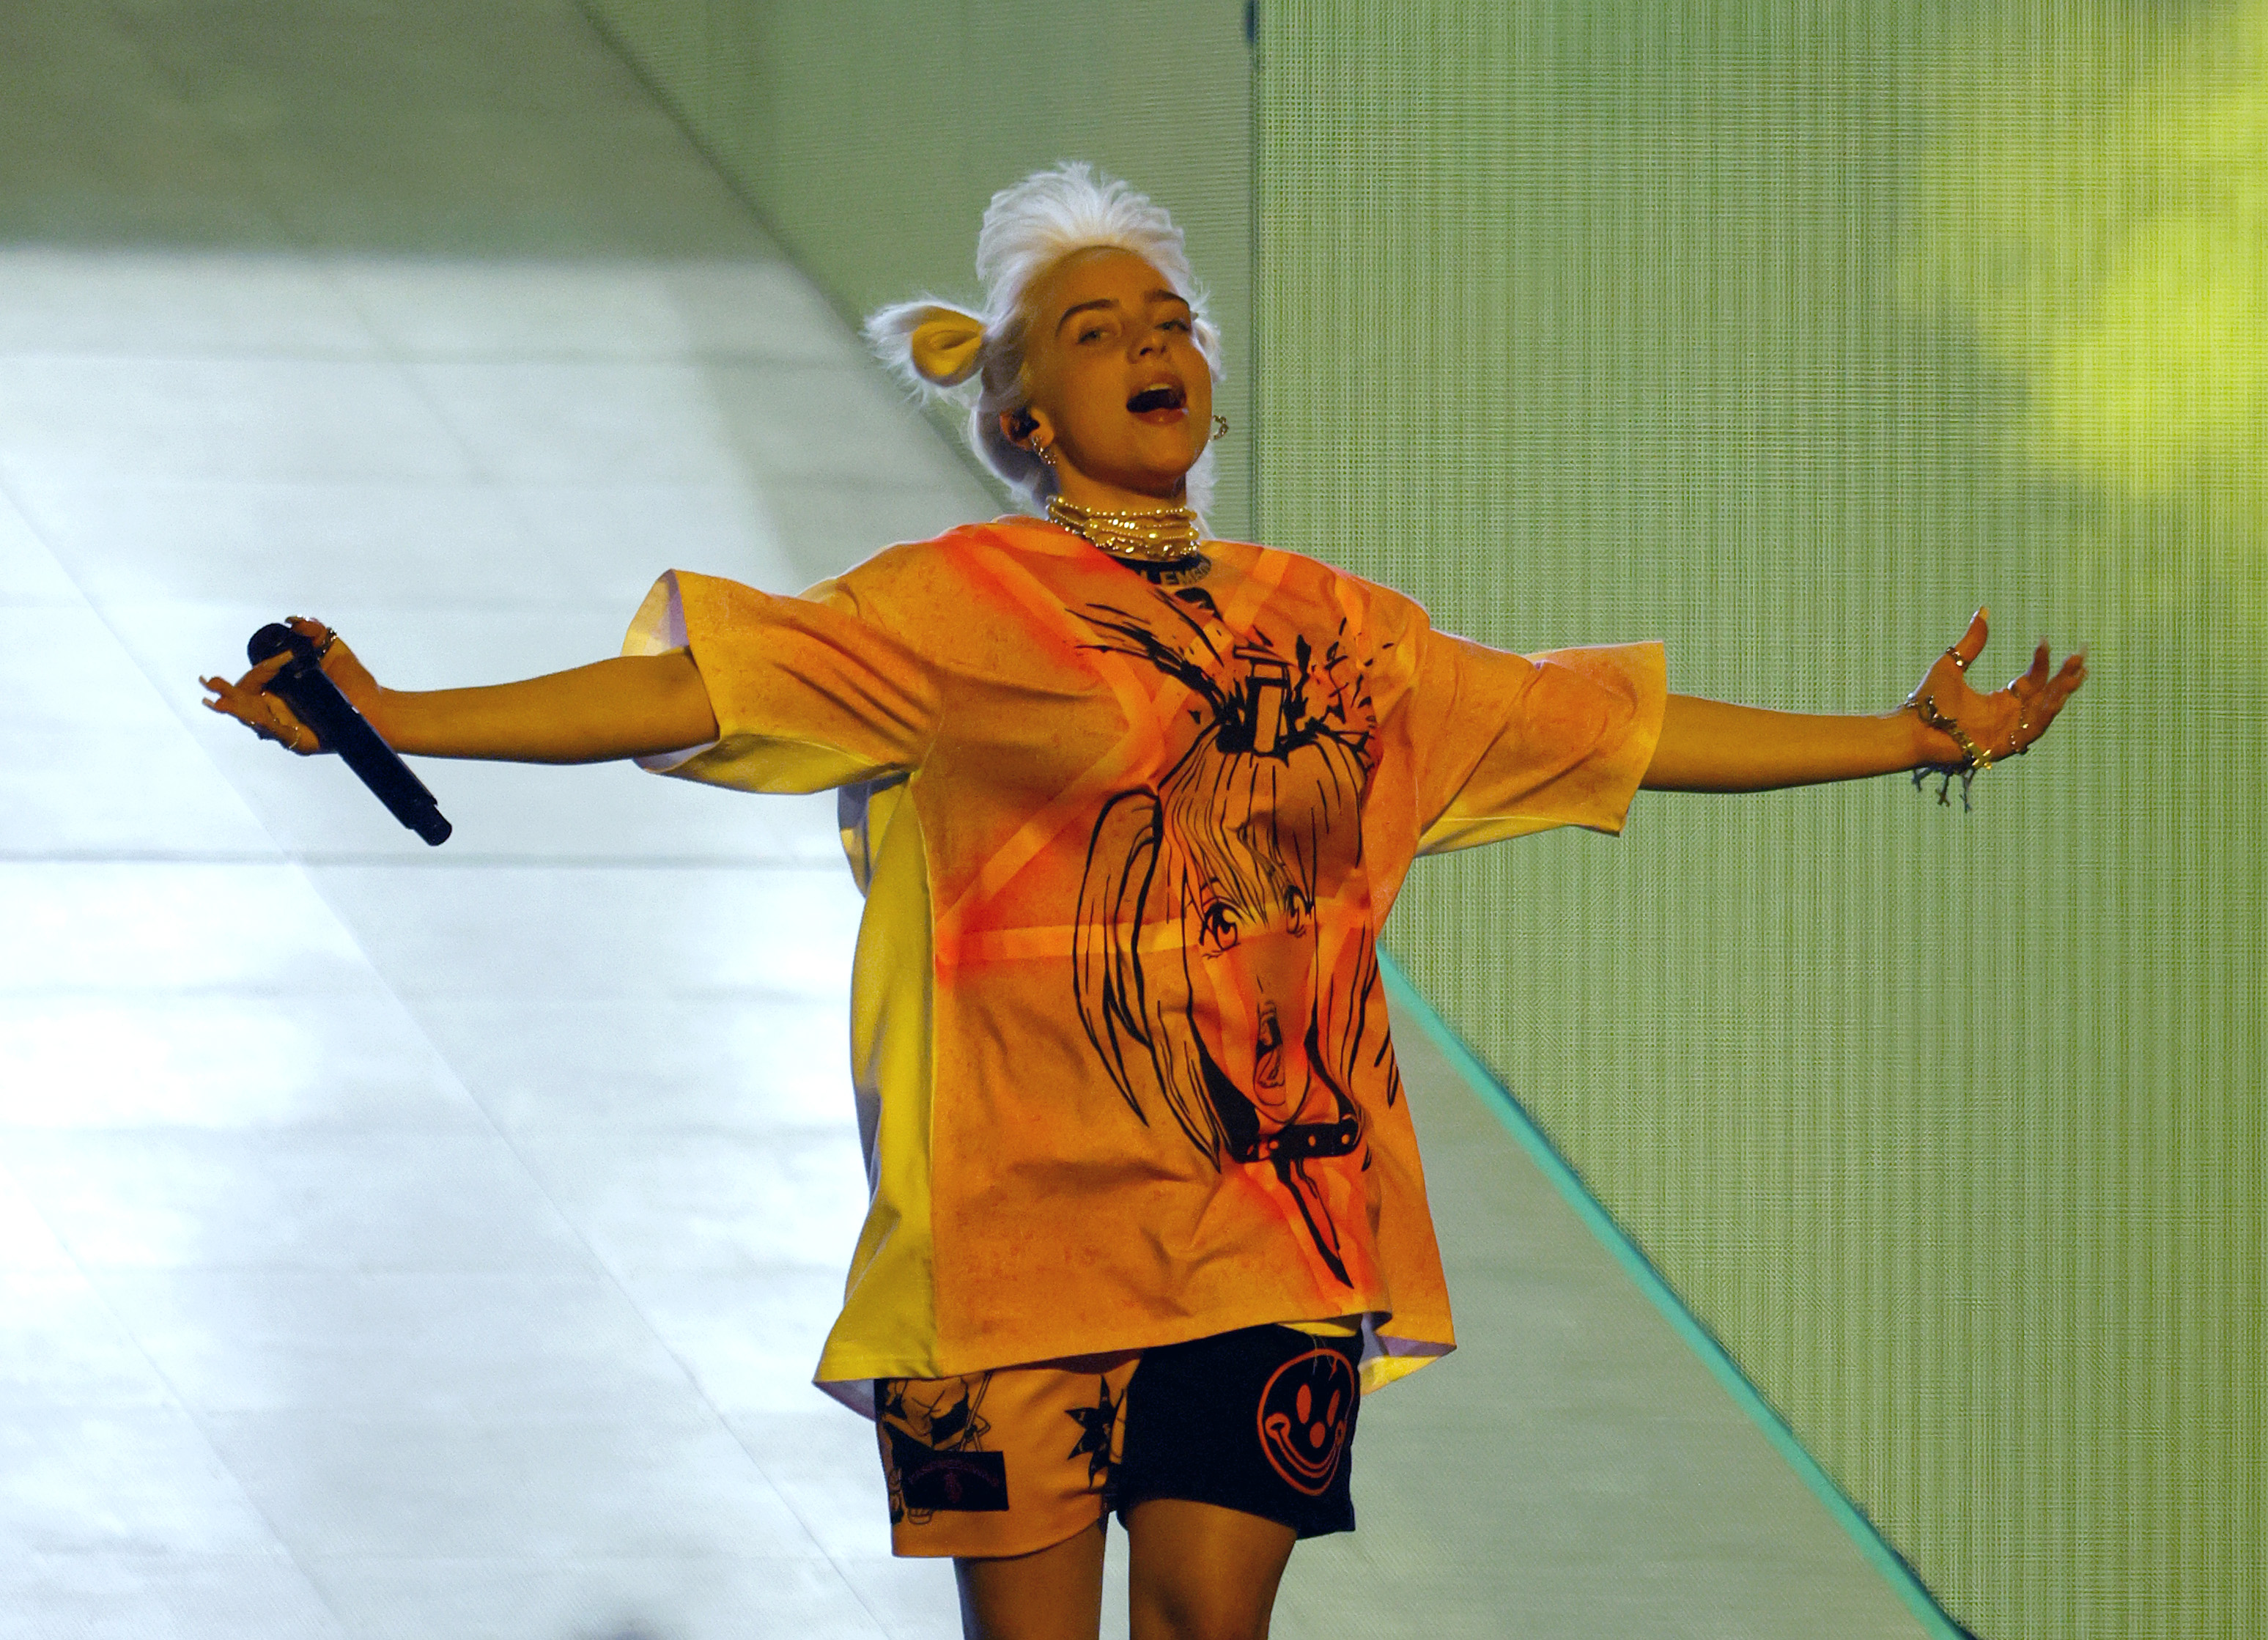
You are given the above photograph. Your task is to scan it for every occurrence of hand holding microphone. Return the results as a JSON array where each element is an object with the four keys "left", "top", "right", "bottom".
[{"left": 200, "top": 617, "right": 452, "bottom": 846}]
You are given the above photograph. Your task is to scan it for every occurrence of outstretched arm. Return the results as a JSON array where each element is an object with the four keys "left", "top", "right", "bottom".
[
  {"left": 201, "top": 617, "right": 719, "bottom": 764},
  {"left": 1640, "top": 610, "right": 2087, "bottom": 794}
]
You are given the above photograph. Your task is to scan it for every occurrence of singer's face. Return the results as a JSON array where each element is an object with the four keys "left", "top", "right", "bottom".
[{"left": 1008, "top": 248, "right": 1213, "bottom": 506}]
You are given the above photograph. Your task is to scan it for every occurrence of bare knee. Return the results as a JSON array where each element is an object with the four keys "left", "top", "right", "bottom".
[
  {"left": 1126, "top": 1499, "right": 1296, "bottom": 1640},
  {"left": 955, "top": 1520, "right": 1107, "bottom": 1640},
  {"left": 1131, "top": 1583, "right": 1275, "bottom": 1640}
]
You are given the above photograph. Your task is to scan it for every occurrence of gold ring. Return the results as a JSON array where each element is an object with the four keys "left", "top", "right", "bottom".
[
  {"left": 1943, "top": 646, "right": 1969, "bottom": 671},
  {"left": 286, "top": 617, "right": 338, "bottom": 658}
]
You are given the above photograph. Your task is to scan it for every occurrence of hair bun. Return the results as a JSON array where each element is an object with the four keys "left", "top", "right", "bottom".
[
  {"left": 862, "top": 163, "right": 1221, "bottom": 514},
  {"left": 906, "top": 305, "right": 986, "bottom": 387}
]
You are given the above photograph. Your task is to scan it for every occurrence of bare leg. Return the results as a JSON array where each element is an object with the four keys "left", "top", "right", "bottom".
[
  {"left": 1125, "top": 1499, "right": 1297, "bottom": 1640},
  {"left": 955, "top": 1518, "right": 1108, "bottom": 1640}
]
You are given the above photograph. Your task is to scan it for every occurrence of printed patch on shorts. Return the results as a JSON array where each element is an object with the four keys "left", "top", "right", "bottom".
[
  {"left": 884, "top": 1424, "right": 1010, "bottom": 1515},
  {"left": 1063, "top": 1371, "right": 1125, "bottom": 1491},
  {"left": 877, "top": 1375, "right": 1010, "bottom": 1521},
  {"left": 1255, "top": 1346, "right": 1357, "bottom": 1496}
]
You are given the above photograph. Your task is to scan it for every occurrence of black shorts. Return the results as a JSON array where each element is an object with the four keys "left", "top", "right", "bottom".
[{"left": 1111, "top": 1323, "right": 1362, "bottom": 1540}]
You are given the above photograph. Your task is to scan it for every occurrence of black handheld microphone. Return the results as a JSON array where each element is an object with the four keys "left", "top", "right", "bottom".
[{"left": 247, "top": 624, "right": 452, "bottom": 846}]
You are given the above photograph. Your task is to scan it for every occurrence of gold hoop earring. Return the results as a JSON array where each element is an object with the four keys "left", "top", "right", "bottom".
[{"left": 1211, "top": 414, "right": 1230, "bottom": 442}]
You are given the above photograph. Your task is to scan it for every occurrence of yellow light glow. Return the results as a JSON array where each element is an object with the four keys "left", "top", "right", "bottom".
[{"left": 1908, "top": 0, "right": 2267, "bottom": 521}]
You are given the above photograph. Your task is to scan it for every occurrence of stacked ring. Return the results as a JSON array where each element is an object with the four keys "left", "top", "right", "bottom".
[{"left": 286, "top": 617, "right": 340, "bottom": 660}]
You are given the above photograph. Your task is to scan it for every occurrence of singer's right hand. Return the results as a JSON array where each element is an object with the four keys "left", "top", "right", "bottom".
[
  {"left": 208, "top": 633, "right": 715, "bottom": 766},
  {"left": 200, "top": 617, "right": 378, "bottom": 754}
]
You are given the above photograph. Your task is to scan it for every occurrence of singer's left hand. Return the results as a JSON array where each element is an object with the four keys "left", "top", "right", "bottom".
[{"left": 1902, "top": 609, "right": 2088, "bottom": 768}]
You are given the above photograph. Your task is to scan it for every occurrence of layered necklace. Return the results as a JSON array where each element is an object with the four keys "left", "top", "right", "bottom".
[{"left": 1046, "top": 495, "right": 1211, "bottom": 583}]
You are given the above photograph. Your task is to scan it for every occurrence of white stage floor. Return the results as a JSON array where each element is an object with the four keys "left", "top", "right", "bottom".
[{"left": 0, "top": 4, "right": 1928, "bottom": 1636}]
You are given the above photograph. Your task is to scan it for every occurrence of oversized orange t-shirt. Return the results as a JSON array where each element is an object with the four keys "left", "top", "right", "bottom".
[{"left": 623, "top": 517, "right": 1666, "bottom": 1401}]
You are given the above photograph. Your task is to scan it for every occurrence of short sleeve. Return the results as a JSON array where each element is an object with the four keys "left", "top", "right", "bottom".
[
  {"left": 1408, "top": 627, "right": 1668, "bottom": 855},
  {"left": 621, "top": 569, "right": 938, "bottom": 794}
]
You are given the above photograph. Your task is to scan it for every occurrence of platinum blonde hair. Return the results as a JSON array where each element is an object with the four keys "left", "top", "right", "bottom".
[{"left": 865, "top": 161, "right": 1225, "bottom": 514}]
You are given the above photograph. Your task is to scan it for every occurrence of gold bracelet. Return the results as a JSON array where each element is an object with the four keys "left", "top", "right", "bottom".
[
  {"left": 1906, "top": 692, "right": 1989, "bottom": 810},
  {"left": 1944, "top": 714, "right": 1993, "bottom": 773}
]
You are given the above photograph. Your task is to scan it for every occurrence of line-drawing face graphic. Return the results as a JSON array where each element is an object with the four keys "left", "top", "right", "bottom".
[{"left": 1074, "top": 594, "right": 1398, "bottom": 1288}]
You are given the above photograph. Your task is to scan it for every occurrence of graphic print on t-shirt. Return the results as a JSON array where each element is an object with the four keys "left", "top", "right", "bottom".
[
  {"left": 1073, "top": 589, "right": 1398, "bottom": 1289},
  {"left": 638, "top": 540, "right": 1664, "bottom": 1389}
]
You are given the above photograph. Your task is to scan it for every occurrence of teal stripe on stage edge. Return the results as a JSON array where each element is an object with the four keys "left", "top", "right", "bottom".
[{"left": 1378, "top": 952, "right": 1979, "bottom": 1640}]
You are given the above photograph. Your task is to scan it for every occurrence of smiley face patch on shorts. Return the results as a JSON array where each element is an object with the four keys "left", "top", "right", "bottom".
[
  {"left": 1255, "top": 1345, "right": 1359, "bottom": 1496},
  {"left": 1110, "top": 1323, "right": 1362, "bottom": 1540}
]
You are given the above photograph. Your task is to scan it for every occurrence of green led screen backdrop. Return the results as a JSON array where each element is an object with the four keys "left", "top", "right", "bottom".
[{"left": 1256, "top": 4, "right": 2261, "bottom": 1638}]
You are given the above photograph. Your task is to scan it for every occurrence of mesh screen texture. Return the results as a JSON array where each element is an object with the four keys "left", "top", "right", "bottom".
[{"left": 1256, "top": 3, "right": 2262, "bottom": 1637}]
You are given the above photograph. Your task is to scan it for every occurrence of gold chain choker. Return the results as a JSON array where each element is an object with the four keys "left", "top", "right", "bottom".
[{"left": 1046, "top": 496, "right": 1203, "bottom": 564}]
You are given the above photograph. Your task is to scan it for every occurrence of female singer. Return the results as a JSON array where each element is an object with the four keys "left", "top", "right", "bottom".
[{"left": 204, "top": 163, "right": 2084, "bottom": 1640}]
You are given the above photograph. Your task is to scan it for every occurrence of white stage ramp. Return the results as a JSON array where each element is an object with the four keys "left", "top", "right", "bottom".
[{"left": 0, "top": 4, "right": 1924, "bottom": 1637}]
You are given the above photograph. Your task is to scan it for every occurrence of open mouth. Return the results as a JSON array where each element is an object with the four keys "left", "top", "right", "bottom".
[
  {"left": 1253, "top": 1005, "right": 1283, "bottom": 1090},
  {"left": 1126, "top": 383, "right": 1186, "bottom": 418}
]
